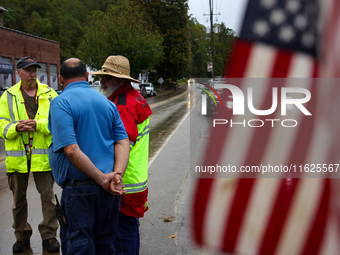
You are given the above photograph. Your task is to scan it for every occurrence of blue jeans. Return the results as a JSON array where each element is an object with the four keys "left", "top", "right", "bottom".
[
  {"left": 60, "top": 181, "right": 120, "bottom": 255},
  {"left": 114, "top": 211, "right": 140, "bottom": 255}
]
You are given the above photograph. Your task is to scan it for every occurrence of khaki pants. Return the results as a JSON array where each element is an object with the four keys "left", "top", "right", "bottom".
[{"left": 7, "top": 171, "right": 58, "bottom": 240}]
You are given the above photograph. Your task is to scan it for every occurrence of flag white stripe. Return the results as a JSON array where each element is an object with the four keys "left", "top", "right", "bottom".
[
  {"left": 235, "top": 178, "right": 281, "bottom": 254},
  {"left": 275, "top": 179, "right": 323, "bottom": 255},
  {"left": 329, "top": 19, "right": 340, "bottom": 76},
  {"left": 245, "top": 43, "right": 277, "bottom": 78},
  {"left": 321, "top": 0, "right": 340, "bottom": 77},
  {"left": 203, "top": 178, "right": 238, "bottom": 250},
  {"left": 287, "top": 53, "right": 315, "bottom": 78}
]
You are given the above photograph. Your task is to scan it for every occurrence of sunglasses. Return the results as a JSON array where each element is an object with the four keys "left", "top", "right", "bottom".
[{"left": 100, "top": 76, "right": 114, "bottom": 82}]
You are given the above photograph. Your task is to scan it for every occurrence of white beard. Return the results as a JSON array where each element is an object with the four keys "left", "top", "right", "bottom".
[{"left": 100, "top": 85, "right": 116, "bottom": 98}]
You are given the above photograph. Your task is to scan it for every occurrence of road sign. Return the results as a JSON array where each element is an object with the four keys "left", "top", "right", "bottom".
[
  {"left": 158, "top": 77, "right": 164, "bottom": 84},
  {"left": 207, "top": 62, "right": 212, "bottom": 72}
]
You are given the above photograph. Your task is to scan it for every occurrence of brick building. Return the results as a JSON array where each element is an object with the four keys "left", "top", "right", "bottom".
[{"left": 0, "top": 7, "right": 60, "bottom": 90}]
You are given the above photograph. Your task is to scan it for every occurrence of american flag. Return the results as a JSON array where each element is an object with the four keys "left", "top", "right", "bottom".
[{"left": 192, "top": 0, "right": 340, "bottom": 254}]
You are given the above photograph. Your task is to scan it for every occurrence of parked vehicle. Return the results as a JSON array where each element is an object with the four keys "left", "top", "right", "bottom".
[
  {"left": 130, "top": 82, "right": 147, "bottom": 97},
  {"left": 139, "top": 86, "right": 147, "bottom": 98},
  {"left": 131, "top": 82, "right": 140, "bottom": 90},
  {"left": 140, "top": 83, "right": 157, "bottom": 96},
  {"left": 90, "top": 81, "right": 101, "bottom": 92}
]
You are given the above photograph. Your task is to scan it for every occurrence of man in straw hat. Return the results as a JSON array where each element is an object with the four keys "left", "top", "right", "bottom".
[
  {"left": 92, "top": 55, "right": 152, "bottom": 255},
  {"left": 49, "top": 58, "right": 130, "bottom": 254}
]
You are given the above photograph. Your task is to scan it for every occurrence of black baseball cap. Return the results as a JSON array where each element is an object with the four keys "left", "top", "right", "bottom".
[{"left": 17, "top": 57, "right": 41, "bottom": 69}]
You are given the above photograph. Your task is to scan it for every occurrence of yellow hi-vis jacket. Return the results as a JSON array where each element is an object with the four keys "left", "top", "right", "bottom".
[
  {"left": 0, "top": 80, "right": 58, "bottom": 173},
  {"left": 110, "top": 85, "right": 152, "bottom": 217}
]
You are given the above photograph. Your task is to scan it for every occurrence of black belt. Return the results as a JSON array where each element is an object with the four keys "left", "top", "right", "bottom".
[{"left": 64, "top": 179, "right": 94, "bottom": 186}]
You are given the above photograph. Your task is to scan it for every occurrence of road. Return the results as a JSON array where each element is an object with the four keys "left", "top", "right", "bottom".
[{"left": 0, "top": 84, "right": 220, "bottom": 254}]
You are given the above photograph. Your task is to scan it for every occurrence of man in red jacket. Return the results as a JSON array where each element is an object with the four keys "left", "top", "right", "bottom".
[{"left": 92, "top": 55, "right": 152, "bottom": 255}]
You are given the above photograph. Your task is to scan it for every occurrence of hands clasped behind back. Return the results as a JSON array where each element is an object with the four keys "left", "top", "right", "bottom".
[
  {"left": 100, "top": 171, "right": 126, "bottom": 196},
  {"left": 110, "top": 172, "right": 126, "bottom": 196}
]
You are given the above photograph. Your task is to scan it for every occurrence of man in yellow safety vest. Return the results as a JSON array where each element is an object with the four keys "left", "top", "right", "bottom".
[{"left": 0, "top": 57, "right": 59, "bottom": 253}]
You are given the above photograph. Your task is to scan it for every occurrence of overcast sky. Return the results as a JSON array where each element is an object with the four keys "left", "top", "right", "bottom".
[{"left": 188, "top": 0, "right": 248, "bottom": 35}]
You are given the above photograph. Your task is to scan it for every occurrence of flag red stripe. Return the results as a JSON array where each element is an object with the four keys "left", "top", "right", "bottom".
[
  {"left": 192, "top": 178, "right": 214, "bottom": 244},
  {"left": 221, "top": 178, "right": 256, "bottom": 251},
  {"left": 257, "top": 178, "right": 301, "bottom": 255},
  {"left": 312, "top": 61, "right": 318, "bottom": 78},
  {"left": 225, "top": 40, "right": 253, "bottom": 78},
  {"left": 270, "top": 50, "right": 294, "bottom": 78}
]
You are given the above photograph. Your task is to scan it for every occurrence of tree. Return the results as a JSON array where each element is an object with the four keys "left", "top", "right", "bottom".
[
  {"left": 1, "top": 0, "right": 30, "bottom": 32},
  {"left": 186, "top": 17, "right": 210, "bottom": 78},
  {"left": 25, "top": 11, "right": 46, "bottom": 37},
  {"left": 46, "top": 0, "right": 96, "bottom": 61},
  {"left": 24, "top": 0, "right": 51, "bottom": 19},
  {"left": 77, "top": 5, "right": 163, "bottom": 78},
  {"left": 214, "top": 23, "right": 236, "bottom": 75},
  {"left": 0, "top": 0, "right": 236, "bottom": 75},
  {"left": 134, "top": 0, "right": 191, "bottom": 80}
]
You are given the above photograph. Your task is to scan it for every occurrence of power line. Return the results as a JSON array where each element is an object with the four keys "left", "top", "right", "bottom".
[
  {"left": 218, "top": 0, "right": 223, "bottom": 14},
  {"left": 215, "top": 0, "right": 218, "bottom": 21},
  {"left": 201, "top": 0, "right": 206, "bottom": 17}
]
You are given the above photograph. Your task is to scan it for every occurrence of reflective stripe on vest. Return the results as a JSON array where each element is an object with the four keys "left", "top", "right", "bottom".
[
  {"left": 124, "top": 185, "right": 148, "bottom": 193},
  {"left": 3, "top": 123, "right": 13, "bottom": 139},
  {"left": 136, "top": 125, "right": 149, "bottom": 142},
  {"left": 5, "top": 150, "right": 26, "bottom": 157},
  {"left": 124, "top": 175, "right": 148, "bottom": 193},
  {"left": 7, "top": 93, "right": 15, "bottom": 122},
  {"left": 130, "top": 125, "right": 150, "bottom": 149},
  {"left": 129, "top": 141, "right": 135, "bottom": 150},
  {"left": 4, "top": 95, "right": 19, "bottom": 139},
  {"left": 125, "top": 180, "right": 148, "bottom": 188},
  {"left": 31, "top": 149, "right": 49, "bottom": 155}
]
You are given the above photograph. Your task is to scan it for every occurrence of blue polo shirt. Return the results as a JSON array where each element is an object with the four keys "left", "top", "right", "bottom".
[{"left": 48, "top": 81, "right": 128, "bottom": 187}]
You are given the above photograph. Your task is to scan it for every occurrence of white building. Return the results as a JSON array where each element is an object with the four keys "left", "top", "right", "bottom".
[
  {"left": 138, "top": 72, "right": 149, "bottom": 83},
  {"left": 87, "top": 66, "right": 97, "bottom": 83}
]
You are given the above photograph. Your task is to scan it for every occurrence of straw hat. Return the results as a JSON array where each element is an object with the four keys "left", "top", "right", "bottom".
[{"left": 91, "top": 55, "right": 141, "bottom": 83}]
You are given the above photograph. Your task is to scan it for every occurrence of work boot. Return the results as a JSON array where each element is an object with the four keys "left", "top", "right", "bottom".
[
  {"left": 42, "top": 238, "right": 60, "bottom": 253},
  {"left": 13, "top": 239, "right": 30, "bottom": 253}
]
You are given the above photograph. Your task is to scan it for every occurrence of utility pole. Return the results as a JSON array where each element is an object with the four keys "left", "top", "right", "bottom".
[
  {"left": 209, "top": 0, "right": 215, "bottom": 79},
  {"left": 204, "top": 0, "right": 220, "bottom": 79}
]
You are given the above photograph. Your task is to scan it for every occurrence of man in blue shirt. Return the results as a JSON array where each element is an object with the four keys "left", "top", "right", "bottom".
[{"left": 48, "top": 58, "right": 130, "bottom": 255}]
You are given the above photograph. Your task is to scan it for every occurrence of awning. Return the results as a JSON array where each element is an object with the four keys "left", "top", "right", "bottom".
[{"left": 0, "top": 57, "right": 14, "bottom": 74}]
